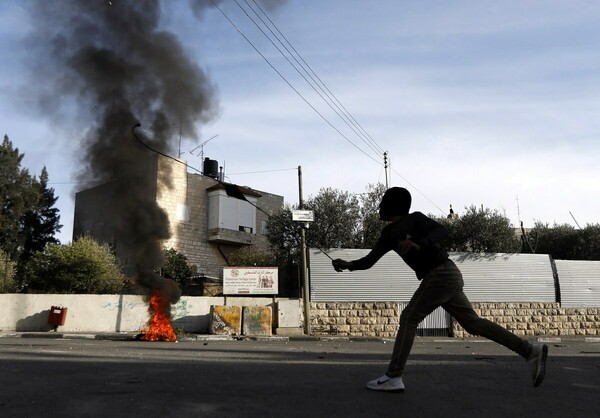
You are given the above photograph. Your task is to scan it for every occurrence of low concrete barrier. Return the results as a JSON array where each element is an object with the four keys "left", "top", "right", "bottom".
[{"left": 0, "top": 294, "right": 296, "bottom": 334}]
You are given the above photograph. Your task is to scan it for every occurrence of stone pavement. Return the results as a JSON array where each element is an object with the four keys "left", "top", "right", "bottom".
[{"left": 0, "top": 334, "right": 598, "bottom": 417}]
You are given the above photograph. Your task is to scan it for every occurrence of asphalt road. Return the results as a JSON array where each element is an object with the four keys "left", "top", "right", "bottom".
[{"left": 0, "top": 336, "right": 599, "bottom": 418}]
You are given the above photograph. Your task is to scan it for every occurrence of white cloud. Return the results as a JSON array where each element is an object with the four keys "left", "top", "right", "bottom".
[{"left": 1, "top": 0, "right": 599, "bottom": 244}]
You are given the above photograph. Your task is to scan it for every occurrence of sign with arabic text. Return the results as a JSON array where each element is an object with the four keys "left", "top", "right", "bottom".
[
  {"left": 292, "top": 210, "right": 314, "bottom": 222},
  {"left": 223, "top": 267, "right": 278, "bottom": 295}
]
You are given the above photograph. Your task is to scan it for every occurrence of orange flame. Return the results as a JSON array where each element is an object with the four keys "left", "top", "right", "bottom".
[{"left": 140, "top": 292, "right": 177, "bottom": 342}]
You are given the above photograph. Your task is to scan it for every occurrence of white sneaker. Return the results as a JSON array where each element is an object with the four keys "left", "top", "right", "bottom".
[
  {"left": 366, "top": 374, "right": 405, "bottom": 392},
  {"left": 527, "top": 343, "right": 548, "bottom": 387}
]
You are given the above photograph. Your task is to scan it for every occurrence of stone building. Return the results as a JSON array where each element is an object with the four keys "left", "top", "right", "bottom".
[{"left": 73, "top": 154, "right": 284, "bottom": 281}]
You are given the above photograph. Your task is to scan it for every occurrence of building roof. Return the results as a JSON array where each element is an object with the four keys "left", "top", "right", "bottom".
[{"left": 206, "top": 182, "right": 263, "bottom": 198}]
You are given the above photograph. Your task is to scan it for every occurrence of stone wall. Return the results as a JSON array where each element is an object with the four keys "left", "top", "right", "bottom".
[
  {"left": 310, "top": 302, "right": 400, "bottom": 338},
  {"left": 453, "top": 302, "right": 600, "bottom": 337},
  {"left": 309, "top": 302, "right": 600, "bottom": 338}
]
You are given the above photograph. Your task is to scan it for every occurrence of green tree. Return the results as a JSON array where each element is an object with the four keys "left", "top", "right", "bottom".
[
  {"left": 305, "top": 187, "right": 360, "bottom": 250},
  {"left": 228, "top": 246, "right": 276, "bottom": 266},
  {"left": 21, "top": 167, "right": 62, "bottom": 262},
  {"left": 0, "top": 135, "right": 38, "bottom": 259},
  {"left": 528, "top": 222, "right": 600, "bottom": 260},
  {"left": 354, "top": 183, "right": 387, "bottom": 249},
  {"left": 0, "top": 249, "right": 16, "bottom": 293},
  {"left": 161, "top": 247, "right": 192, "bottom": 290},
  {"left": 580, "top": 224, "right": 600, "bottom": 261},
  {"left": 24, "top": 236, "right": 123, "bottom": 293},
  {"left": 266, "top": 186, "right": 385, "bottom": 265},
  {"left": 265, "top": 203, "right": 301, "bottom": 264},
  {"left": 435, "top": 205, "right": 520, "bottom": 253}
]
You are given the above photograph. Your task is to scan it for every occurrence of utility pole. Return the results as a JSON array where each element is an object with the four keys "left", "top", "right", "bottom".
[
  {"left": 383, "top": 152, "right": 389, "bottom": 188},
  {"left": 298, "top": 165, "right": 311, "bottom": 335}
]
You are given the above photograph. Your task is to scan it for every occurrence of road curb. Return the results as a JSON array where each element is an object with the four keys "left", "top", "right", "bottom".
[{"left": 1, "top": 332, "right": 599, "bottom": 343}]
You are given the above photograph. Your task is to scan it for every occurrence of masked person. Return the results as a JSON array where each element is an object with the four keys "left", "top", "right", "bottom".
[{"left": 332, "top": 187, "right": 548, "bottom": 392}]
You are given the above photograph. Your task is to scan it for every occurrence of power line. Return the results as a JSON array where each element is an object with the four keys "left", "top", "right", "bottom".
[
  {"left": 240, "top": 0, "right": 384, "bottom": 158},
  {"left": 210, "top": 1, "right": 445, "bottom": 215},
  {"left": 228, "top": 167, "right": 297, "bottom": 176},
  {"left": 249, "top": 0, "right": 385, "bottom": 156},
  {"left": 390, "top": 166, "right": 445, "bottom": 215},
  {"left": 209, "top": 0, "right": 382, "bottom": 166}
]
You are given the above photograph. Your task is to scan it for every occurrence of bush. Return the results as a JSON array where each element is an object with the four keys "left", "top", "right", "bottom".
[
  {"left": 24, "top": 236, "right": 124, "bottom": 294},
  {"left": 229, "top": 246, "right": 276, "bottom": 267},
  {"left": 161, "top": 248, "right": 192, "bottom": 290},
  {"left": 0, "top": 249, "right": 16, "bottom": 293}
]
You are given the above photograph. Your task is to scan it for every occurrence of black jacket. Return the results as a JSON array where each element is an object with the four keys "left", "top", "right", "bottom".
[{"left": 350, "top": 212, "right": 448, "bottom": 279}]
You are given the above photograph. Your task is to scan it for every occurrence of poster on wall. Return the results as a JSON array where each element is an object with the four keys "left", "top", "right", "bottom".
[{"left": 223, "top": 267, "right": 278, "bottom": 295}]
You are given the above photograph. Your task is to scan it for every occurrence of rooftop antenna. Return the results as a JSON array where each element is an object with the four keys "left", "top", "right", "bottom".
[
  {"left": 189, "top": 134, "right": 219, "bottom": 162},
  {"left": 177, "top": 110, "right": 183, "bottom": 158}
]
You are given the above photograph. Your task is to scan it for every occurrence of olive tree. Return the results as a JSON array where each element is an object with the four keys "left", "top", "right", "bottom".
[
  {"left": 305, "top": 187, "right": 360, "bottom": 250},
  {"left": 529, "top": 222, "right": 600, "bottom": 260},
  {"left": 354, "top": 183, "right": 387, "bottom": 249},
  {"left": 434, "top": 205, "right": 520, "bottom": 253}
]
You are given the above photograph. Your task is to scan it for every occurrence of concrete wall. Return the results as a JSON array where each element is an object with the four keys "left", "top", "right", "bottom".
[
  {"left": 0, "top": 294, "right": 293, "bottom": 334},
  {"left": 3, "top": 294, "right": 597, "bottom": 338}
]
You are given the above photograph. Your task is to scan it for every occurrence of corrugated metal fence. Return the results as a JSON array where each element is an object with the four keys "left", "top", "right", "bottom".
[
  {"left": 310, "top": 250, "right": 556, "bottom": 303},
  {"left": 555, "top": 260, "right": 600, "bottom": 308},
  {"left": 309, "top": 249, "right": 599, "bottom": 335},
  {"left": 451, "top": 252, "right": 555, "bottom": 302}
]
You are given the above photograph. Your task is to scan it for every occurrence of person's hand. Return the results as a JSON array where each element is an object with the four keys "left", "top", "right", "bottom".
[
  {"left": 397, "top": 240, "right": 420, "bottom": 255},
  {"left": 332, "top": 259, "right": 352, "bottom": 272}
]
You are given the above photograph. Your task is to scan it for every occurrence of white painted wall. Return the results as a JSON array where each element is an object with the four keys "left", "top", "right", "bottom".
[{"left": 0, "top": 294, "right": 295, "bottom": 333}]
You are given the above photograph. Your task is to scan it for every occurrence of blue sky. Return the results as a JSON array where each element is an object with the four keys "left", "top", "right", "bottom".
[{"left": 1, "top": 1, "right": 599, "bottom": 243}]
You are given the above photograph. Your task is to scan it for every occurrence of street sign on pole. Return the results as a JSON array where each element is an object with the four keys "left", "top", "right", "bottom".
[{"left": 292, "top": 210, "right": 314, "bottom": 222}]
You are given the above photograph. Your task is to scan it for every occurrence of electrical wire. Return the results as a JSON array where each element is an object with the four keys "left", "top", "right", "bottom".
[
  {"left": 228, "top": 167, "right": 297, "bottom": 175},
  {"left": 239, "top": 0, "right": 384, "bottom": 158},
  {"left": 209, "top": 0, "right": 382, "bottom": 167},
  {"left": 390, "top": 166, "right": 445, "bottom": 215},
  {"left": 208, "top": 1, "right": 445, "bottom": 218},
  {"left": 249, "top": 0, "right": 385, "bottom": 157}
]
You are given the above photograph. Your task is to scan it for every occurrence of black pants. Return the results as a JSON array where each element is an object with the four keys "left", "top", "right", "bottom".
[{"left": 387, "top": 259, "right": 531, "bottom": 376}]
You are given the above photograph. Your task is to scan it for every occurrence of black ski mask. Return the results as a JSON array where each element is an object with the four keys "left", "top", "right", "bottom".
[{"left": 379, "top": 187, "right": 411, "bottom": 221}]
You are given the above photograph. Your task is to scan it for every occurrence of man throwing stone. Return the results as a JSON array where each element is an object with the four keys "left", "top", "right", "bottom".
[{"left": 332, "top": 187, "right": 548, "bottom": 392}]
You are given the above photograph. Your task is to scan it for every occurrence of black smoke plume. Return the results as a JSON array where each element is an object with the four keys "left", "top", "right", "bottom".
[
  {"left": 27, "top": 0, "right": 220, "bottom": 298},
  {"left": 26, "top": 0, "right": 288, "bottom": 300}
]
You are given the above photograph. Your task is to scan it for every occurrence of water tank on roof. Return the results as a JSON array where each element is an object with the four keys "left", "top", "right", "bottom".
[{"left": 203, "top": 158, "right": 219, "bottom": 179}]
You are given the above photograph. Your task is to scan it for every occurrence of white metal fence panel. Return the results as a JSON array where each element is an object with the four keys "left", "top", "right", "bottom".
[
  {"left": 310, "top": 249, "right": 451, "bottom": 335},
  {"left": 310, "top": 250, "right": 556, "bottom": 303},
  {"left": 310, "top": 249, "right": 417, "bottom": 302},
  {"left": 555, "top": 260, "right": 600, "bottom": 308},
  {"left": 450, "top": 253, "right": 556, "bottom": 302}
]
